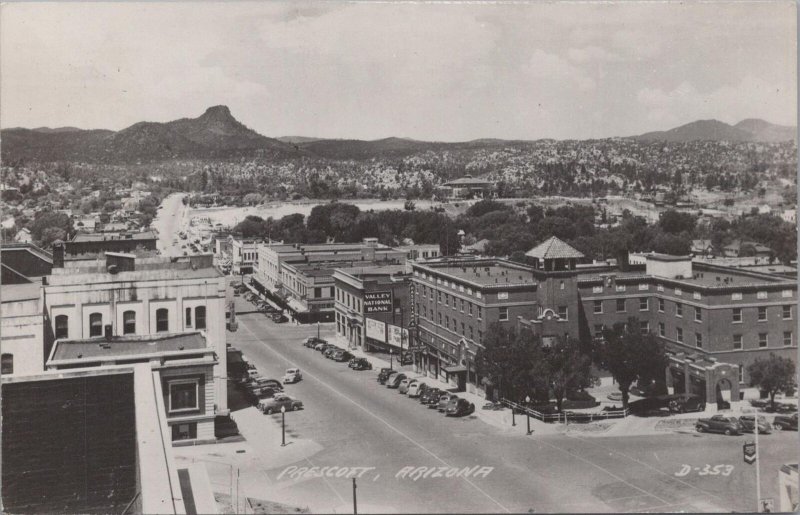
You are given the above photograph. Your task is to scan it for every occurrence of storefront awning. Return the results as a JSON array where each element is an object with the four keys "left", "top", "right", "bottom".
[{"left": 443, "top": 365, "right": 467, "bottom": 374}]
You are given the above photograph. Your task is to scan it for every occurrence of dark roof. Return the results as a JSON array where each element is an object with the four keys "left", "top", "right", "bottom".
[
  {"left": 525, "top": 236, "right": 584, "bottom": 260},
  {"left": 646, "top": 253, "right": 692, "bottom": 262},
  {"left": 441, "top": 175, "right": 495, "bottom": 187},
  {"left": 51, "top": 332, "right": 207, "bottom": 361}
]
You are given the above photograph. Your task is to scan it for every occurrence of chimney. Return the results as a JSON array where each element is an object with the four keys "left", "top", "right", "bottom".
[{"left": 52, "top": 240, "right": 65, "bottom": 268}]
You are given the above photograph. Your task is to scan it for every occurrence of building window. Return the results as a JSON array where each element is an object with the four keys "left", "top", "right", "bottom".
[
  {"left": 55, "top": 315, "right": 69, "bottom": 339},
  {"left": 499, "top": 307, "right": 509, "bottom": 321},
  {"left": 639, "top": 298, "right": 648, "bottom": 311},
  {"left": 758, "top": 333, "right": 768, "bottom": 348},
  {"left": 784, "top": 331, "right": 792, "bottom": 347},
  {"left": 469, "top": 326, "right": 474, "bottom": 340},
  {"left": 733, "top": 308, "right": 742, "bottom": 323},
  {"left": 168, "top": 380, "right": 199, "bottom": 413},
  {"left": 658, "top": 298, "right": 664, "bottom": 312},
  {"left": 156, "top": 308, "right": 169, "bottom": 332},
  {"left": 675, "top": 303, "right": 683, "bottom": 318},
  {"left": 438, "top": 313, "right": 442, "bottom": 325},
  {"left": 593, "top": 300, "right": 603, "bottom": 314},
  {"left": 195, "top": 306, "right": 206, "bottom": 330},
  {"left": 89, "top": 313, "right": 103, "bottom": 337},
  {"left": 676, "top": 327, "right": 683, "bottom": 343},
  {"left": 594, "top": 324, "right": 604, "bottom": 339},
  {"left": 615, "top": 284, "right": 626, "bottom": 292},
  {"left": 477, "top": 306, "right": 482, "bottom": 320},
  {"left": 123, "top": 311, "right": 136, "bottom": 335},
  {"left": 757, "top": 291, "right": 768, "bottom": 300},
  {"left": 171, "top": 423, "right": 197, "bottom": 442},
  {"left": 758, "top": 306, "right": 767, "bottom": 322},
  {"left": 461, "top": 322, "right": 465, "bottom": 335},
  {"left": 592, "top": 285, "right": 602, "bottom": 293},
  {"left": 783, "top": 305, "right": 792, "bottom": 319},
  {"left": 616, "top": 299, "right": 626, "bottom": 312},
  {"left": 468, "top": 303, "right": 473, "bottom": 316},
  {"left": 1, "top": 354, "right": 13, "bottom": 375},
  {"left": 694, "top": 307, "right": 702, "bottom": 323},
  {"left": 445, "top": 295, "right": 449, "bottom": 307},
  {"left": 695, "top": 333, "right": 703, "bottom": 348},
  {"left": 732, "top": 292, "right": 743, "bottom": 300},
  {"left": 478, "top": 330, "right": 483, "bottom": 344},
  {"left": 437, "top": 292, "right": 442, "bottom": 303},
  {"left": 733, "top": 334, "right": 742, "bottom": 349},
  {"left": 640, "top": 321, "right": 649, "bottom": 335},
  {"left": 560, "top": 281, "right": 565, "bottom": 290},
  {"left": 185, "top": 307, "right": 192, "bottom": 327},
  {"left": 557, "top": 306, "right": 568, "bottom": 320},
  {"left": 658, "top": 322, "right": 665, "bottom": 337},
  {"left": 738, "top": 365, "right": 744, "bottom": 383}
]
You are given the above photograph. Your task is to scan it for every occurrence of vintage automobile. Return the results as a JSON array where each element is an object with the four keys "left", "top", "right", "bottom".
[
  {"left": 283, "top": 368, "right": 302, "bottom": 384},
  {"left": 773, "top": 413, "right": 798, "bottom": 431},
  {"left": 695, "top": 415, "right": 742, "bottom": 435},
  {"left": 407, "top": 381, "right": 427, "bottom": 398},
  {"left": 445, "top": 398, "right": 475, "bottom": 417},
  {"left": 738, "top": 415, "right": 772, "bottom": 434},
  {"left": 258, "top": 393, "right": 303, "bottom": 414},
  {"left": 387, "top": 373, "right": 407, "bottom": 389}
]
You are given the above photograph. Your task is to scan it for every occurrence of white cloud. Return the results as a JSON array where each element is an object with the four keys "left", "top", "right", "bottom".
[{"left": 525, "top": 49, "right": 596, "bottom": 92}]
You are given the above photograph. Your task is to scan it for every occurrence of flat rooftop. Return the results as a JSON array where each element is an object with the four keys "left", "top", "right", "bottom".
[
  {"left": 337, "top": 264, "right": 408, "bottom": 278},
  {"left": 51, "top": 332, "right": 207, "bottom": 361},
  {"left": 1, "top": 282, "right": 42, "bottom": 303},
  {"left": 72, "top": 231, "right": 157, "bottom": 242},
  {"left": 578, "top": 262, "right": 793, "bottom": 289},
  {"left": 419, "top": 261, "right": 537, "bottom": 287}
]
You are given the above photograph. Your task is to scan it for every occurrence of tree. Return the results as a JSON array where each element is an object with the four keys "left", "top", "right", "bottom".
[
  {"left": 40, "top": 227, "right": 66, "bottom": 247},
  {"left": 658, "top": 209, "right": 696, "bottom": 235},
  {"left": 30, "top": 211, "right": 72, "bottom": 245},
  {"left": 542, "top": 336, "right": 593, "bottom": 413},
  {"left": 475, "top": 324, "right": 542, "bottom": 401},
  {"left": 595, "top": 318, "right": 668, "bottom": 409},
  {"left": 747, "top": 354, "right": 796, "bottom": 410}
]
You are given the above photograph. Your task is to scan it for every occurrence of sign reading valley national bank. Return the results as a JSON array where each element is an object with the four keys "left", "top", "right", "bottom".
[{"left": 364, "top": 291, "right": 393, "bottom": 314}]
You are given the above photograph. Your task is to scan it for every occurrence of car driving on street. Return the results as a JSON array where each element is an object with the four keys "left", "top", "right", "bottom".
[
  {"left": 259, "top": 393, "right": 304, "bottom": 414},
  {"left": 738, "top": 415, "right": 772, "bottom": 434},
  {"left": 283, "top": 368, "right": 302, "bottom": 384}
]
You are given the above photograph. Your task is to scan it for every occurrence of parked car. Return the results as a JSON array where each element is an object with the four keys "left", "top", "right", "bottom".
[
  {"left": 421, "top": 388, "right": 443, "bottom": 407},
  {"left": 696, "top": 415, "right": 742, "bottom": 435},
  {"left": 398, "top": 379, "right": 415, "bottom": 394},
  {"left": 283, "top": 368, "right": 302, "bottom": 384},
  {"left": 773, "top": 413, "right": 798, "bottom": 431},
  {"left": 351, "top": 358, "right": 373, "bottom": 371},
  {"left": 246, "top": 386, "right": 281, "bottom": 404},
  {"left": 332, "top": 350, "right": 353, "bottom": 362},
  {"left": 271, "top": 313, "right": 288, "bottom": 324},
  {"left": 315, "top": 342, "right": 331, "bottom": 352},
  {"left": 304, "top": 337, "right": 326, "bottom": 348},
  {"left": 377, "top": 368, "right": 397, "bottom": 384},
  {"left": 258, "top": 394, "right": 303, "bottom": 414},
  {"left": 387, "top": 373, "right": 407, "bottom": 389},
  {"left": 324, "top": 346, "right": 343, "bottom": 359},
  {"left": 446, "top": 398, "right": 475, "bottom": 417},
  {"left": 407, "top": 381, "right": 427, "bottom": 398},
  {"left": 438, "top": 393, "right": 459, "bottom": 412},
  {"left": 248, "top": 377, "right": 283, "bottom": 391},
  {"left": 664, "top": 394, "right": 706, "bottom": 414},
  {"left": 738, "top": 415, "right": 772, "bottom": 434}
]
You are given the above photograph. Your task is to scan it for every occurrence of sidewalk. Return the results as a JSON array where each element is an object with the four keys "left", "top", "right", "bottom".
[{"left": 332, "top": 335, "right": 563, "bottom": 436}]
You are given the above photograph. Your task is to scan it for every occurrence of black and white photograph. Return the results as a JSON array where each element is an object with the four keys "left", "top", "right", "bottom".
[{"left": 0, "top": 1, "right": 798, "bottom": 513}]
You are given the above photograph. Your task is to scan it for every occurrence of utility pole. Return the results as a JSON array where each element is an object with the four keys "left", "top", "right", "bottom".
[{"left": 352, "top": 477, "right": 358, "bottom": 515}]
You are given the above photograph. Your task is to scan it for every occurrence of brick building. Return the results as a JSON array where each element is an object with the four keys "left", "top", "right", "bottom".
[
  {"left": 410, "top": 258, "right": 539, "bottom": 391},
  {"left": 333, "top": 264, "right": 411, "bottom": 353}
]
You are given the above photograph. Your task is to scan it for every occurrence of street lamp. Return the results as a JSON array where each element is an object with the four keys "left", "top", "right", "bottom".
[
  {"left": 389, "top": 349, "right": 393, "bottom": 370},
  {"left": 280, "top": 405, "right": 286, "bottom": 447},
  {"left": 525, "top": 395, "right": 532, "bottom": 435}
]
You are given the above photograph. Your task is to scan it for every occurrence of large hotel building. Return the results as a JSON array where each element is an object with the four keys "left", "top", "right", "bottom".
[{"left": 410, "top": 237, "right": 796, "bottom": 404}]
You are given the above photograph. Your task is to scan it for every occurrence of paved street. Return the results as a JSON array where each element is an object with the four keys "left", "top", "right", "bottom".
[
  {"left": 152, "top": 192, "right": 187, "bottom": 257},
  {"left": 226, "top": 305, "right": 794, "bottom": 513}
]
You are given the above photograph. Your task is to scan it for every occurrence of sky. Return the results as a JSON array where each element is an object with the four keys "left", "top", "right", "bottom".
[{"left": 1, "top": 1, "right": 796, "bottom": 141}]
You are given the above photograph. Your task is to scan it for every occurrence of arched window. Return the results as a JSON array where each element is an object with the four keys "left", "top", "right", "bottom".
[
  {"left": 156, "top": 308, "right": 169, "bottom": 332},
  {"left": 55, "top": 315, "right": 69, "bottom": 339},
  {"left": 89, "top": 313, "right": 103, "bottom": 337},
  {"left": 195, "top": 306, "right": 206, "bottom": 330},
  {"left": 1, "top": 354, "right": 13, "bottom": 375},
  {"left": 123, "top": 311, "right": 136, "bottom": 335}
]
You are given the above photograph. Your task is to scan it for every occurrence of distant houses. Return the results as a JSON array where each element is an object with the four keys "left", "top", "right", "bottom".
[{"left": 437, "top": 174, "right": 495, "bottom": 199}]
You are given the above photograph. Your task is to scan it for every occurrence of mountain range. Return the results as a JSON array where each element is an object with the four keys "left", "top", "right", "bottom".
[
  {"left": 1, "top": 106, "right": 795, "bottom": 164},
  {"left": 635, "top": 118, "right": 796, "bottom": 143}
]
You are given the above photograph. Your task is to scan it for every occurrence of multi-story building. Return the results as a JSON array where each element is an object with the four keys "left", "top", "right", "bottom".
[
  {"left": 410, "top": 258, "right": 540, "bottom": 392},
  {"left": 577, "top": 252, "right": 797, "bottom": 403},
  {"left": 66, "top": 230, "right": 158, "bottom": 256},
  {"left": 43, "top": 246, "right": 228, "bottom": 426},
  {"left": 253, "top": 239, "right": 406, "bottom": 323},
  {"left": 1, "top": 282, "right": 47, "bottom": 377},
  {"left": 333, "top": 264, "right": 411, "bottom": 353},
  {"left": 230, "top": 236, "right": 262, "bottom": 275}
]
